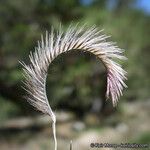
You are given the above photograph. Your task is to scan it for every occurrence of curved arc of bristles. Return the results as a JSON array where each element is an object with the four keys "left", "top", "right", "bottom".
[{"left": 21, "top": 24, "right": 127, "bottom": 150}]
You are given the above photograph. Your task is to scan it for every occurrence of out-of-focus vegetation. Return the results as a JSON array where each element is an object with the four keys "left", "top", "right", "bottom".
[
  {"left": 0, "top": 1, "right": 150, "bottom": 150},
  {"left": 0, "top": 0, "right": 150, "bottom": 119}
]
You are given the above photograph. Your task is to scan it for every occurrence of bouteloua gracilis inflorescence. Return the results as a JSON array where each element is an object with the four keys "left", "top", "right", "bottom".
[{"left": 21, "top": 24, "right": 127, "bottom": 150}]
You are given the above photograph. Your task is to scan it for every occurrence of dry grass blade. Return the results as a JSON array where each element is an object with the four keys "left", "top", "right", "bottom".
[{"left": 70, "top": 140, "right": 72, "bottom": 150}]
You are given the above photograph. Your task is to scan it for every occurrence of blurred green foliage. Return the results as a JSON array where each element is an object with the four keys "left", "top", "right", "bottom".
[
  {"left": 132, "top": 132, "right": 150, "bottom": 144},
  {"left": 0, "top": 0, "right": 150, "bottom": 119},
  {"left": 0, "top": 96, "right": 21, "bottom": 121}
]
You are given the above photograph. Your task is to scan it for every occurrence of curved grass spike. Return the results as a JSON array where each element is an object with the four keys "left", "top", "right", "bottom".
[{"left": 20, "top": 24, "right": 127, "bottom": 150}]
